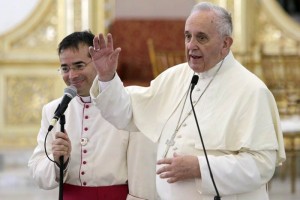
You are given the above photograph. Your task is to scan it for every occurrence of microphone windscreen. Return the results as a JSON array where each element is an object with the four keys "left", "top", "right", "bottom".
[
  {"left": 64, "top": 85, "right": 77, "bottom": 98},
  {"left": 191, "top": 75, "right": 199, "bottom": 85}
]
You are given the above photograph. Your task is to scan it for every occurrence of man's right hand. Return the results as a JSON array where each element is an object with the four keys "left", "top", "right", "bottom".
[
  {"left": 89, "top": 33, "right": 121, "bottom": 82},
  {"left": 52, "top": 131, "right": 71, "bottom": 164}
]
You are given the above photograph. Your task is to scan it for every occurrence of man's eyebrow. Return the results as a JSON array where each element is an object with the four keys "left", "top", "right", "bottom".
[
  {"left": 72, "top": 61, "right": 85, "bottom": 65},
  {"left": 60, "top": 60, "right": 85, "bottom": 67}
]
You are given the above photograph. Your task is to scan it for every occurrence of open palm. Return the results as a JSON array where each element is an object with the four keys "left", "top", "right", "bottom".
[{"left": 89, "top": 33, "right": 121, "bottom": 81}]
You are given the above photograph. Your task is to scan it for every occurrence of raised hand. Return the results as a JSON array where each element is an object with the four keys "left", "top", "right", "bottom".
[{"left": 89, "top": 33, "right": 121, "bottom": 82}]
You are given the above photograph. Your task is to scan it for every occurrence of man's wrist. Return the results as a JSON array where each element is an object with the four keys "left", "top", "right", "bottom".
[{"left": 98, "top": 72, "right": 115, "bottom": 82}]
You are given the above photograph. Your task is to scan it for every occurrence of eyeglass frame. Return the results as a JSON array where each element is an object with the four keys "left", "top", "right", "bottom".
[{"left": 58, "top": 58, "right": 93, "bottom": 74}]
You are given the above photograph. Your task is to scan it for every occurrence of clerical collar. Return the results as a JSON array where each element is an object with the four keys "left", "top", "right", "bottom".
[
  {"left": 78, "top": 95, "right": 91, "bottom": 103},
  {"left": 197, "top": 59, "right": 224, "bottom": 79}
]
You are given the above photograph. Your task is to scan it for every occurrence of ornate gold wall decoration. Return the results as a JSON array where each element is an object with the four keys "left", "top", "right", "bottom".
[
  {"left": 5, "top": 76, "right": 61, "bottom": 126},
  {"left": 259, "top": 0, "right": 300, "bottom": 55},
  {"left": 0, "top": 67, "right": 65, "bottom": 149},
  {"left": 9, "top": 3, "right": 57, "bottom": 52},
  {"left": 0, "top": 0, "right": 58, "bottom": 62},
  {"left": 258, "top": 13, "right": 300, "bottom": 55},
  {"left": 261, "top": 0, "right": 300, "bottom": 42},
  {"left": 74, "top": 0, "right": 83, "bottom": 31},
  {"left": 256, "top": 0, "right": 300, "bottom": 117},
  {"left": 0, "top": 1, "right": 62, "bottom": 149}
]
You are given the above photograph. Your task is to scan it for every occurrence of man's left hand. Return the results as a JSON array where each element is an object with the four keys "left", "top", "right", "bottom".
[{"left": 156, "top": 153, "right": 201, "bottom": 183}]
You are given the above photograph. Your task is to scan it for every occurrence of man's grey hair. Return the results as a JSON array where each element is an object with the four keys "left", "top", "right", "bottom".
[{"left": 190, "top": 2, "right": 233, "bottom": 37}]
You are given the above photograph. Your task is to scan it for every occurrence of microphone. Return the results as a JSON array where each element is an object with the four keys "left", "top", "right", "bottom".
[
  {"left": 190, "top": 74, "right": 199, "bottom": 92},
  {"left": 189, "top": 75, "right": 221, "bottom": 200},
  {"left": 48, "top": 85, "right": 77, "bottom": 131}
]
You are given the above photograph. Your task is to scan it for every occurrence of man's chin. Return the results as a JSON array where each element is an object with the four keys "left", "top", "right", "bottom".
[{"left": 188, "top": 63, "right": 205, "bottom": 73}]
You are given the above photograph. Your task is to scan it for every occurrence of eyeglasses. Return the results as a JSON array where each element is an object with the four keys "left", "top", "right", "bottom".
[{"left": 58, "top": 59, "right": 93, "bottom": 74}]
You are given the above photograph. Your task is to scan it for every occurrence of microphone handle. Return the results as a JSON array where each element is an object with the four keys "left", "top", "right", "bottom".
[
  {"left": 59, "top": 115, "right": 65, "bottom": 165},
  {"left": 189, "top": 86, "right": 221, "bottom": 199},
  {"left": 59, "top": 115, "right": 65, "bottom": 200}
]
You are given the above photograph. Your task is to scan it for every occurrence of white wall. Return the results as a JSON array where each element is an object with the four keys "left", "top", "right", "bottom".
[
  {"left": 115, "top": 0, "right": 196, "bottom": 19},
  {"left": 0, "top": 0, "right": 40, "bottom": 35}
]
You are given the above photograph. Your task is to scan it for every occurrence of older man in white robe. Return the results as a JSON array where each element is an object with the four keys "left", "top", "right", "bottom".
[{"left": 90, "top": 2, "right": 285, "bottom": 200}]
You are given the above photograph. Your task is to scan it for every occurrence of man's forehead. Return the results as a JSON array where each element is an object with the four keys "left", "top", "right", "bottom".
[
  {"left": 185, "top": 11, "right": 218, "bottom": 29},
  {"left": 186, "top": 10, "right": 216, "bottom": 24}
]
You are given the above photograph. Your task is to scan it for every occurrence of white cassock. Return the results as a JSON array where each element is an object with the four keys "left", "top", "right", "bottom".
[
  {"left": 91, "top": 51, "right": 286, "bottom": 200},
  {"left": 28, "top": 96, "right": 157, "bottom": 200}
]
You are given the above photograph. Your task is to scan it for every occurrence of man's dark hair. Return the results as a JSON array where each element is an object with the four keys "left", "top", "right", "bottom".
[{"left": 58, "top": 30, "right": 95, "bottom": 55}]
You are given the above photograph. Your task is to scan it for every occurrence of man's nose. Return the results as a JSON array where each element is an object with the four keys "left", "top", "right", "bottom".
[
  {"left": 186, "top": 37, "right": 198, "bottom": 50},
  {"left": 68, "top": 68, "right": 80, "bottom": 78}
]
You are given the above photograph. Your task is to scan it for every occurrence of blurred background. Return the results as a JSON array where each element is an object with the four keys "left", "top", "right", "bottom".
[{"left": 0, "top": 0, "right": 299, "bottom": 199}]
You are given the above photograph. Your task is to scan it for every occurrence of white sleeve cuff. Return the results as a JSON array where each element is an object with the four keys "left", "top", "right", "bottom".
[{"left": 98, "top": 79, "right": 111, "bottom": 92}]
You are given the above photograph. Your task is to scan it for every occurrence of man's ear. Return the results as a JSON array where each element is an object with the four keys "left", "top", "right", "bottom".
[
  {"left": 223, "top": 36, "right": 233, "bottom": 49},
  {"left": 221, "top": 36, "right": 233, "bottom": 55}
]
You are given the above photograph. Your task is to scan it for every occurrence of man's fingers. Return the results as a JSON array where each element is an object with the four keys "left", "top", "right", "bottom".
[
  {"left": 157, "top": 157, "right": 172, "bottom": 165},
  {"left": 55, "top": 132, "right": 69, "bottom": 140},
  {"left": 99, "top": 33, "right": 107, "bottom": 49},
  {"left": 93, "top": 36, "right": 100, "bottom": 50},
  {"left": 106, "top": 33, "right": 114, "bottom": 49},
  {"left": 89, "top": 46, "right": 96, "bottom": 56},
  {"left": 52, "top": 145, "right": 69, "bottom": 158},
  {"left": 156, "top": 164, "right": 171, "bottom": 175},
  {"left": 158, "top": 170, "right": 178, "bottom": 183},
  {"left": 167, "top": 177, "right": 178, "bottom": 183},
  {"left": 111, "top": 47, "right": 121, "bottom": 61}
]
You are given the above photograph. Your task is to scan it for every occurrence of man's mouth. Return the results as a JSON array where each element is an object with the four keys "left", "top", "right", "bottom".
[{"left": 189, "top": 54, "right": 202, "bottom": 59}]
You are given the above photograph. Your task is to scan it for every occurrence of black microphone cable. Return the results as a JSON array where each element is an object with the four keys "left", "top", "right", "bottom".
[
  {"left": 190, "top": 74, "right": 221, "bottom": 200},
  {"left": 44, "top": 130, "right": 60, "bottom": 166},
  {"left": 43, "top": 86, "right": 76, "bottom": 165}
]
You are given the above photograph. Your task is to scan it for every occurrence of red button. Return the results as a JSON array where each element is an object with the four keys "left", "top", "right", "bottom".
[
  {"left": 81, "top": 171, "right": 85, "bottom": 175},
  {"left": 85, "top": 105, "right": 89, "bottom": 109},
  {"left": 83, "top": 182, "right": 87, "bottom": 186},
  {"left": 83, "top": 149, "right": 87, "bottom": 153},
  {"left": 85, "top": 115, "right": 89, "bottom": 119},
  {"left": 84, "top": 127, "right": 88, "bottom": 131},
  {"left": 83, "top": 161, "right": 87, "bottom": 164}
]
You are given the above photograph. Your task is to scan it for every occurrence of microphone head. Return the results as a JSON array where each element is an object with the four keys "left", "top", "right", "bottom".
[
  {"left": 191, "top": 75, "right": 199, "bottom": 85},
  {"left": 64, "top": 85, "right": 77, "bottom": 99}
]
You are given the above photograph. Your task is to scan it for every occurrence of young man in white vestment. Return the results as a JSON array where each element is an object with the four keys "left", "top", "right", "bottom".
[
  {"left": 89, "top": 2, "right": 286, "bottom": 200},
  {"left": 28, "top": 31, "right": 157, "bottom": 200}
]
